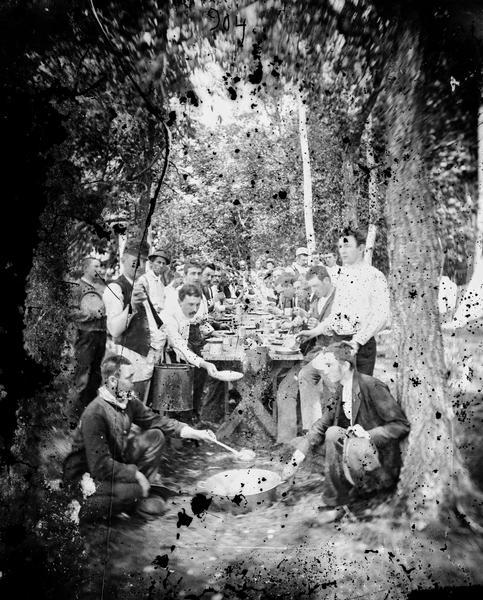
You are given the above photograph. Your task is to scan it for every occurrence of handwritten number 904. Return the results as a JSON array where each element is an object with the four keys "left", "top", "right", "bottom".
[{"left": 207, "top": 9, "right": 246, "bottom": 45}]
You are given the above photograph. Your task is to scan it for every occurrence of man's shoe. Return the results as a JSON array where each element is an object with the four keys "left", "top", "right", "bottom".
[{"left": 135, "top": 496, "right": 168, "bottom": 518}]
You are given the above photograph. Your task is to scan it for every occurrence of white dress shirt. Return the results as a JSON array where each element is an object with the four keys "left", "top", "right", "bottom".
[
  {"left": 164, "top": 285, "right": 208, "bottom": 323},
  {"left": 159, "top": 304, "right": 203, "bottom": 368},
  {"left": 342, "top": 375, "right": 353, "bottom": 424},
  {"left": 319, "top": 262, "right": 390, "bottom": 346},
  {"left": 326, "top": 264, "right": 341, "bottom": 286},
  {"left": 140, "top": 269, "right": 166, "bottom": 313}
]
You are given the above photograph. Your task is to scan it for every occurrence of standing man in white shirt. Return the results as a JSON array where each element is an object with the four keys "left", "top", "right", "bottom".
[
  {"left": 298, "top": 228, "right": 390, "bottom": 377},
  {"left": 139, "top": 247, "right": 171, "bottom": 315},
  {"left": 102, "top": 243, "right": 164, "bottom": 402}
]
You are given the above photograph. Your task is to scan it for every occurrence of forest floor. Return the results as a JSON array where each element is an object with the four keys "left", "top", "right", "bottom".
[{"left": 71, "top": 328, "right": 483, "bottom": 600}]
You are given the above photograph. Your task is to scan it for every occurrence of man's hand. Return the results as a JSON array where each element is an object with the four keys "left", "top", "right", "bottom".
[
  {"left": 132, "top": 280, "right": 148, "bottom": 306},
  {"left": 296, "top": 330, "right": 315, "bottom": 343},
  {"left": 307, "top": 317, "right": 319, "bottom": 329},
  {"left": 202, "top": 361, "right": 218, "bottom": 377},
  {"left": 347, "top": 339, "right": 360, "bottom": 353},
  {"left": 135, "top": 470, "right": 151, "bottom": 498},
  {"left": 281, "top": 449, "right": 306, "bottom": 481},
  {"left": 347, "top": 424, "right": 371, "bottom": 439},
  {"left": 183, "top": 427, "right": 217, "bottom": 443}
]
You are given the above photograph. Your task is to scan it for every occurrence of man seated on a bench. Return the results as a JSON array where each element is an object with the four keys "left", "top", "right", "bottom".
[
  {"left": 282, "top": 342, "right": 410, "bottom": 522},
  {"left": 64, "top": 354, "right": 216, "bottom": 521}
]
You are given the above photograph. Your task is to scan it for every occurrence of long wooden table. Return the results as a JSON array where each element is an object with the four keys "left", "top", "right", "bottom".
[{"left": 202, "top": 330, "right": 303, "bottom": 441}]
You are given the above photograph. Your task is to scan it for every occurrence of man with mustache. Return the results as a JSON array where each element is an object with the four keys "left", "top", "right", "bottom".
[{"left": 63, "top": 354, "right": 217, "bottom": 521}]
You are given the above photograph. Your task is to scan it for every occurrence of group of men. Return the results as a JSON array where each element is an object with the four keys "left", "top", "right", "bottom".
[
  {"left": 267, "top": 229, "right": 410, "bottom": 522},
  {"left": 65, "top": 243, "right": 246, "bottom": 520},
  {"left": 65, "top": 229, "right": 411, "bottom": 524},
  {"left": 69, "top": 244, "right": 244, "bottom": 424}
]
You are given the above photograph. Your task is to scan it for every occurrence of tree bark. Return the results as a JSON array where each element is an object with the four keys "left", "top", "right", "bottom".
[
  {"left": 474, "top": 99, "right": 483, "bottom": 265},
  {"left": 298, "top": 95, "right": 316, "bottom": 257},
  {"left": 385, "top": 20, "right": 482, "bottom": 525},
  {"left": 341, "top": 153, "right": 358, "bottom": 229},
  {"left": 364, "top": 114, "right": 378, "bottom": 265}
]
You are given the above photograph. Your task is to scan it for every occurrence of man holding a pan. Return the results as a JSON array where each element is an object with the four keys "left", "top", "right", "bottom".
[{"left": 282, "top": 342, "right": 410, "bottom": 522}]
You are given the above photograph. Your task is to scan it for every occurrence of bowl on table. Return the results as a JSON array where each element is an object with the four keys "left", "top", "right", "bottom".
[{"left": 273, "top": 346, "right": 300, "bottom": 355}]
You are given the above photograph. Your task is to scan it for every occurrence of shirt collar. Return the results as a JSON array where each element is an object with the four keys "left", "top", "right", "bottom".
[
  {"left": 98, "top": 385, "right": 129, "bottom": 410},
  {"left": 147, "top": 270, "right": 161, "bottom": 282}
]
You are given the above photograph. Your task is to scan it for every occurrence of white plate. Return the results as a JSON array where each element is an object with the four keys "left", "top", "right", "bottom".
[
  {"left": 273, "top": 347, "right": 299, "bottom": 354},
  {"left": 213, "top": 370, "right": 244, "bottom": 382}
]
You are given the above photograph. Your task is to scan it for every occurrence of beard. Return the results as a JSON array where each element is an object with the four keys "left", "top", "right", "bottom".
[{"left": 116, "top": 389, "right": 139, "bottom": 405}]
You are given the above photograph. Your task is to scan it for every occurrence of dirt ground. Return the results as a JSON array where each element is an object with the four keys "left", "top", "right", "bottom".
[{"left": 74, "top": 331, "right": 483, "bottom": 599}]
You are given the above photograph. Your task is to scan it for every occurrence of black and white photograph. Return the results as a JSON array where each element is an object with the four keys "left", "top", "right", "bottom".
[{"left": 1, "top": 1, "right": 483, "bottom": 599}]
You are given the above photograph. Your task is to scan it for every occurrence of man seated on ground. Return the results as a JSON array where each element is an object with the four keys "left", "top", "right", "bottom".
[
  {"left": 63, "top": 354, "right": 216, "bottom": 521},
  {"left": 282, "top": 343, "right": 410, "bottom": 522}
]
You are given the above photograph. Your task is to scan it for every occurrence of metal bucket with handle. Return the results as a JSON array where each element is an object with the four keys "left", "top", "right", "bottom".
[{"left": 150, "top": 363, "right": 193, "bottom": 412}]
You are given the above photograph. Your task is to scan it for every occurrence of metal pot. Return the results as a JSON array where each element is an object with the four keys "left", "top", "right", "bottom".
[
  {"left": 150, "top": 363, "right": 193, "bottom": 412},
  {"left": 197, "top": 468, "right": 283, "bottom": 513}
]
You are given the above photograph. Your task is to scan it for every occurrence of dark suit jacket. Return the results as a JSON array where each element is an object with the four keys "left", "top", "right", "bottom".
[
  {"left": 298, "top": 372, "right": 410, "bottom": 480},
  {"left": 64, "top": 394, "right": 184, "bottom": 483}
]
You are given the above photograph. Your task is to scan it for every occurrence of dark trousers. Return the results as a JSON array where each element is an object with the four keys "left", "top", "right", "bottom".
[
  {"left": 77, "top": 429, "right": 165, "bottom": 521},
  {"left": 72, "top": 329, "right": 106, "bottom": 416},
  {"left": 192, "top": 367, "right": 208, "bottom": 417}
]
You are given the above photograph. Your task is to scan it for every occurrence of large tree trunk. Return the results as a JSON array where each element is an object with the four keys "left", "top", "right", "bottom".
[
  {"left": 385, "top": 20, "right": 482, "bottom": 525},
  {"left": 298, "top": 95, "right": 316, "bottom": 257},
  {"left": 475, "top": 99, "right": 483, "bottom": 264}
]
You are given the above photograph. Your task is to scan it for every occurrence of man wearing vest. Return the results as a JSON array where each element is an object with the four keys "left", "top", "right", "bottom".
[
  {"left": 276, "top": 266, "right": 336, "bottom": 441},
  {"left": 103, "top": 242, "right": 164, "bottom": 402}
]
